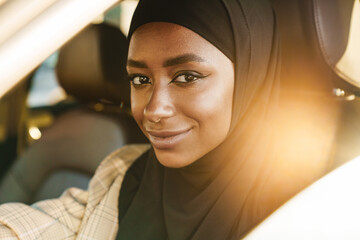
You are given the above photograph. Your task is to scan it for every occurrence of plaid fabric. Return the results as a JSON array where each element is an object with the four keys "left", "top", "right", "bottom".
[{"left": 0, "top": 144, "right": 150, "bottom": 240}]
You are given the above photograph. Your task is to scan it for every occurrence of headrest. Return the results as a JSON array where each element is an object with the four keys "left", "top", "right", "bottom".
[
  {"left": 56, "top": 23, "right": 130, "bottom": 106},
  {"left": 313, "top": 0, "right": 360, "bottom": 90}
]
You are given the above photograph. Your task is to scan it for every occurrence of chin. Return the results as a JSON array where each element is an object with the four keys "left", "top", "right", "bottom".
[{"left": 153, "top": 148, "right": 196, "bottom": 168}]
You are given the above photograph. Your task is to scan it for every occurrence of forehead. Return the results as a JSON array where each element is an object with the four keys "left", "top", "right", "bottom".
[{"left": 128, "top": 22, "right": 225, "bottom": 61}]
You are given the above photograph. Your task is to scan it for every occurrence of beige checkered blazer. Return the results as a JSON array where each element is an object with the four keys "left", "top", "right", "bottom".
[{"left": 0, "top": 144, "right": 150, "bottom": 240}]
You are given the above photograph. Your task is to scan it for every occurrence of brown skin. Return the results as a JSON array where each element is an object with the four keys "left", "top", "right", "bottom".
[{"left": 128, "top": 22, "right": 234, "bottom": 168}]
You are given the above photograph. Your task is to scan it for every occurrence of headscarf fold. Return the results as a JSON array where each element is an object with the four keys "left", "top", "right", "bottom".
[{"left": 117, "top": 0, "right": 281, "bottom": 239}]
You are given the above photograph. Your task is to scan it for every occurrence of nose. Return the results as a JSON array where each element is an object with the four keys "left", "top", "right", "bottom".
[{"left": 144, "top": 83, "right": 175, "bottom": 123}]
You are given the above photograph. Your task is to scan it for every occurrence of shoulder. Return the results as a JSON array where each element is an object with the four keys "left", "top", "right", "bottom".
[
  {"left": 95, "top": 144, "right": 151, "bottom": 176},
  {"left": 0, "top": 144, "right": 151, "bottom": 239},
  {"left": 87, "top": 144, "right": 151, "bottom": 199},
  {"left": 86, "top": 144, "right": 151, "bottom": 195}
]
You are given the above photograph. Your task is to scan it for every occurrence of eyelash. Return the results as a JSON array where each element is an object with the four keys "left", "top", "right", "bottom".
[
  {"left": 128, "top": 72, "right": 205, "bottom": 88},
  {"left": 128, "top": 74, "right": 150, "bottom": 88}
]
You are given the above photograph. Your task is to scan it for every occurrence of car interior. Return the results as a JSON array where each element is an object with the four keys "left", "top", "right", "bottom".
[
  {"left": 0, "top": 0, "right": 359, "bottom": 236},
  {"left": 0, "top": 19, "right": 146, "bottom": 203},
  {"left": 244, "top": 0, "right": 360, "bottom": 238},
  {"left": 271, "top": 0, "right": 360, "bottom": 171}
]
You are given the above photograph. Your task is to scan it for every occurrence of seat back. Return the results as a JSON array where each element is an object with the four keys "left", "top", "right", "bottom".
[
  {"left": 271, "top": 0, "right": 360, "bottom": 172},
  {"left": 245, "top": 1, "right": 360, "bottom": 237},
  {"left": 302, "top": 0, "right": 360, "bottom": 169},
  {"left": 57, "top": 23, "right": 130, "bottom": 106}
]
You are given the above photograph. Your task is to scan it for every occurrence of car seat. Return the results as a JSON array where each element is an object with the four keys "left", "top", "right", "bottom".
[
  {"left": 249, "top": 0, "right": 360, "bottom": 213},
  {"left": 298, "top": 0, "right": 360, "bottom": 170},
  {"left": 245, "top": 0, "right": 360, "bottom": 237},
  {"left": 0, "top": 23, "right": 146, "bottom": 204},
  {"left": 270, "top": 0, "right": 360, "bottom": 174}
]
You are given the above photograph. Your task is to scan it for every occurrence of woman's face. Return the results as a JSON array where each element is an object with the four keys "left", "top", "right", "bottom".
[{"left": 128, "top": 22, "right": 234, "bottom": 168}]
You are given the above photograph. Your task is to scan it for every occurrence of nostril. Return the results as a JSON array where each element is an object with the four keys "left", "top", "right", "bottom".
[
  {"left": 144, "top": 109, "right": 162, "bottom": 123},
  {"left": 143, "top": 83, "right": 175, "bottom": 122},
  {"left": 144, "top": 106, "right": 173, "bottom": 123},
  {"left": 144, "top": 100, "right": 175, "bottom": 122}
]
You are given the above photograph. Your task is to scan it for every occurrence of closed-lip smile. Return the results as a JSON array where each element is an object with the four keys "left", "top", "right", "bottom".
[{"left": 146, "top": 128, "right": 192, "bottom": 149}]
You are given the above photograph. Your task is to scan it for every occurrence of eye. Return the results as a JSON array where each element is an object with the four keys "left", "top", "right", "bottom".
[
  {"left": 173, "top": 72, "right": 204, "bottom": 84},
  {"left": 129, "top": 74, "right": 151, "bottom": 87}
]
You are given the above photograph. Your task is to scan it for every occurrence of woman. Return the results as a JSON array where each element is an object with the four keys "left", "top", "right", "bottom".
[
  {"left": 0, "top": 0, "right": 304, "bottom": 239},
  {"left": 117, "top": 0, "right": 280, "bottom": 239}
]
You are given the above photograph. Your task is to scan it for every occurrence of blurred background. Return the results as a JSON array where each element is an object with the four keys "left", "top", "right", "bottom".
[{"left": 0, "top": 0, "right": 145, "bottom": 203}]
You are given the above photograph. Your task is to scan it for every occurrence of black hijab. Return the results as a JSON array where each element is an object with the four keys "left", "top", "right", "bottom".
[{"left": 117, "top": 0, "right": 281, "bottom": 239}]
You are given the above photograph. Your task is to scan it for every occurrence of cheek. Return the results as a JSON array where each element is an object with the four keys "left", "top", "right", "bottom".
[
  {"left": 203, "top": 92, "right": 232, "bottom": 136},
  {"left": 182, "top": 76, "right": 234, "bottom": 144}
]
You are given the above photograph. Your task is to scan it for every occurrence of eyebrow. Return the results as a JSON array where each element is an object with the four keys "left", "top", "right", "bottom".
[
  {"left": 127, "top": 53, "right": 206, "bottom": 68},
  {"left": 127, "top": 59, "right": 148, "bottom": 68},
  {"left": 163, "top": 53, "right": 206, "bottom": 67}
]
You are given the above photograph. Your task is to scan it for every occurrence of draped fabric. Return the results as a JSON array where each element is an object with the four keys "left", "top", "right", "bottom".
[{"left": 117, "top": 0, "right": 281, "bottom": 239}]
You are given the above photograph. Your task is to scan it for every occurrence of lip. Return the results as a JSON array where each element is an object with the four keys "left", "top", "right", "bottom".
[{"left": 146, "top": 128, "right": 192, "bottom": 150}]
